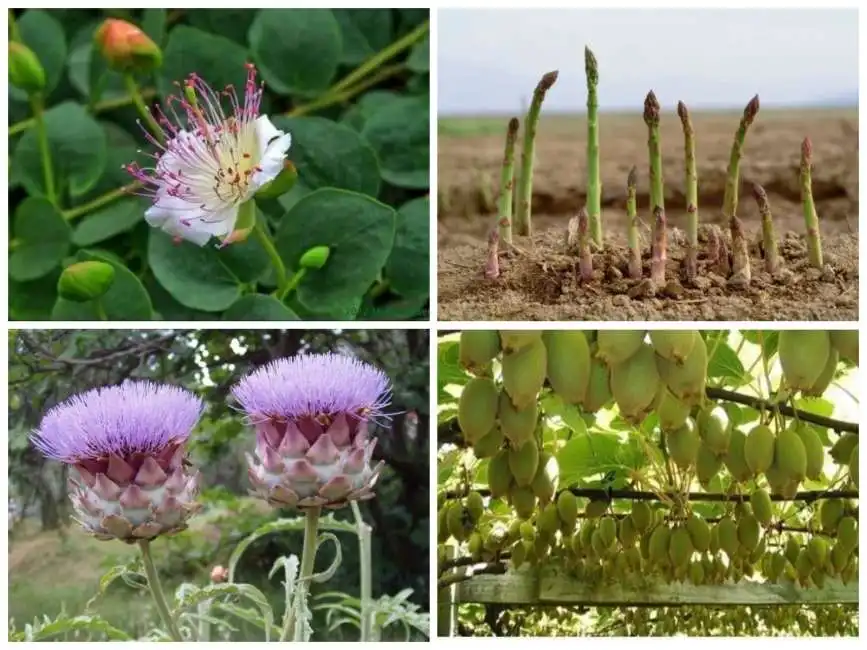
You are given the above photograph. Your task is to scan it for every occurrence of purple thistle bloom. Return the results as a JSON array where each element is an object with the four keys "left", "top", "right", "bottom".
[
  {"left": 32, "top": 381, "right": 204, "bottom": 464},
  {"left": 30, "top": 381, "right": 204, "bottom": 542},
  {"left": 231, "top": 353, "right": 393, "bottom": 511}
]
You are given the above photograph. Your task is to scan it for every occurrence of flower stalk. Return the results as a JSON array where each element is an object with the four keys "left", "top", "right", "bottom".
[
  {"left": 751, "top": 181, "right": 780, "bottom": 274},
  {"left": 514, "top": 70, "right": 558, "bottom": 236},
  {"left": 585, "top": 47, "right": 602, "bottom": 247},
  {"left": 677, "top": 100, "right": 699, "bottom": 282},
  {"left": 30, "top": 93, "right": 57, "bottom": 206},
  {"left": 626, "top": 166, "right": 641, "bottom": 279},
  {"left": 282, "top": 507, "right": 322, "bottom": 642},
  {"left": 496, "top": 117, "right": 520, "bottom": 245},
  {"left": 124, "top": 74, "right": 163, "bottom": 144},
  {"left": 252, "top": 221, "right": 289, "bottom": 295},
  {"left": 643, "top": 91, "right": 664, "bottom": 214},
  {"left": 139, "top": 539, "right": 183, "bottom": 641},
  {"left": 800, "top": 137, "right": 823, "bottom": 268},
  {"left": 351, "top": 501, "right": 373, "bottom": 642}
]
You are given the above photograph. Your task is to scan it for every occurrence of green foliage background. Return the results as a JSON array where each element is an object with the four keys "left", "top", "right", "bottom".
[
  {"left": 8, "top": 328, "right": 429, "bottom": 640},
  {"left": 9, "top": 9, "right": 430, "bottom": 321}
]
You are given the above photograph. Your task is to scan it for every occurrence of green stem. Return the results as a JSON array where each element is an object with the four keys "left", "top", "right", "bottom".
[
  {"left": 253, "top": 221, "right": 288, "bottom": 294},
  {"left": 9, "top": 9, "right": 21, "bottom": 42},
  {"left": 643, "top": 91, "right": 664, "bottom": 214},
  {"left": 95, "top": 299, "right": 108, "bottom": 321},
  {"left": 514, "top": 70, "right": 559, "bottom": 237},
  {"left": 281, "top": 507, "right": 321, "bottom": 642},
  {"left": 351, "top": 501, "right": 373, "bottom": 642},
  {"left": 10, "top": 90, "right": 156, "bottom": 137},
  {"left": 799, "top": 137, "right": 823, "bottom": 268},
  {"left": 288, "top": 64, "right": 404, "bottom": 118},
  {"left": 496, "top": 117, "right": 519, "bottom": 245},
  {"left": 677, "top": 101, "right": 698, "bottom": 282},
  {"left": 722, "top": 95, "right": 760, "bottom": 222},
  {"left": 585, "top": 47, "right": 602, "bottom": 247},
  {"left": 65, "top": 183, "right": 140, "bottom": 221},
  {"left": 124, "top": 74, "right": 163, "bottom": 144},
  {"left": 30, "top": 94, "right": 57, "bottom": 206},
  {"left": 329, "top": 20, "right": 428, "bottom": 95},
  {"left": 138, "top": 540, "right": 183, "bottom": 642},
  {"left": 278, "top": 268, "right": 307, "bottom": 302}
]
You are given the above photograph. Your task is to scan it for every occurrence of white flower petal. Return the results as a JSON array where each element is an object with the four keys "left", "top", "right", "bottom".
[
  {"left": 251, "top": 115, "right": 291, "bottom": 190},
  {"left": 145, "top": 193, "right": 239, "bottom": 247}
]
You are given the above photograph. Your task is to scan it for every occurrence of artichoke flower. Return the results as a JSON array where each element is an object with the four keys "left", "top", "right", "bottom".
[
  {"left": 232, "top": 353, "right": 392, "bottom": 511},
  {"left": 31, "top": 381, "right": 204, "bottom": 543}
]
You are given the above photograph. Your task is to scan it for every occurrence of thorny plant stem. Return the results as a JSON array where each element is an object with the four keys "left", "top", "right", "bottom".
[
  {"left": 287, "top": 64, "right": 405, "bottom": 118},
  {"left": 282, "top": 507, "right": 322, "bottom": 642},
  {"left": 9, "top": 90, "right": 157, "bottom": 137},
  {"left": 138, "top": 540, "right": 183, "bottom": 642},
  {"left": 252, "top": 222, "right": 289, "bottom": 297},
  {"left": 752, "top": 182, "right": 780, "bottom": 273},
  {"left": 585, "top": 47, "right": 602, "bottom": 246},
  {"left": 496, "top": 118, "right": 520, "bottom": 244},
  {"left": 351, "top": 501, "right": 373, "bottom": 643},
  {"left": 800, "top": 137, "right": 823, "bottom": 268},
  {"left": 643, "top": 91, "right": 664, "bottom": 214},
  {"left": 30, "top": 94, "right": 57, "bottom": 206},
  {"left": 626, "top": 166, "right": 641, "bottom": 279},
  {"left": 124, "top": 74, "right": 164, "bottom": 145},
  {"left": 722, "top": 95, "right": 760, "bottom": 223},
  {"left": 329, "top": 20, "right": 429, "bottom": 95},
  {"left": 677, "top": 101, "right": 699, "bottom": 282},
  {"left": 514, "top": 70, "right": 559, "bottom": 237}
]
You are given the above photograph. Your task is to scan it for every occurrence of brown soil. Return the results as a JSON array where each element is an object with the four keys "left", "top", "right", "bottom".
[{"left": 438, "top": 109, "right": 858, "bottom": 321}]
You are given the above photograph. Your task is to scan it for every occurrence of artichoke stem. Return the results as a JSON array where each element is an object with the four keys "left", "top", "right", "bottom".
[
  {"left": 283, "top": 506, "right": 322, "bottom": 641},
  {"left": 139, "top": 539, "right": 183, "bottom": 641}
]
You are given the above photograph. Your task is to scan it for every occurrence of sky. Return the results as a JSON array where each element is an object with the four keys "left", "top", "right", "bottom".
[{"left": 438, "top": 9, "right": 859, "bottom": 114}]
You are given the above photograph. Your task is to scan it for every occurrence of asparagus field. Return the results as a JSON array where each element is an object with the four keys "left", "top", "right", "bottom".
[{"left": 438, "top": 54, "right": 857, "bottom": 321}]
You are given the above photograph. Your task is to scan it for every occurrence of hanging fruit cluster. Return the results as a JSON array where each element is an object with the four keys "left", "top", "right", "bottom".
[{"left": 438, "top": 329, "right": 859, "bottom": 600}]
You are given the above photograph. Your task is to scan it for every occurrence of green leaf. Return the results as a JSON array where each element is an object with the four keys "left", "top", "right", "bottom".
[
  {"left": 51, "top": 250, "right": 154, "bottom": 320},
  {"left": 386, "top": 196, "right": 429, "bottom": 298},
  {"left": 173, "top": 583, "right": 275, "bottom": 642},
  {"left": 160, "top": 26, "right": 249, "bottom": 98},
  {"left": 216, "top": 233, "right": 271, "bottom": 284},
  {"left": 148, "top": 231, "right": 242, "bottom": 312},
  {"left": 141, "top": 8, "right": 168, "bottom": 44},
  {"left": 557, "top": 432, "right": 622, "bottom": 487},
  {"left": 407, "top": 33, "right": 429, "bottom": 72},
  {"left": 13, "top": 102, "right": 107, "bottom": 199},
  {"left": 19, "top": 614, "right": 132, "bottom": 642},
  {"left": 793, "top": 397, "right": 835, "bottom": 418},
  {"left": 341, "top": 90, "right": 403, "bottom": 132},
  {"left": 12, "top": 10, "right": 68, "bottom": 100},
  {"left": 187, "top": 9, "right": 258, "bottom": 46},
  {"left": 9, "top": 271, "right": 61, "bottom": 320},
  {"left": 249, "top": 9, "right": 342, "bottom": 96},
  {"left": 72, "top": 197, "right": 145, "bottom": 246},
  {"left": 332, "top": 9, "right": 393, "bottom": 65},
  {"left": 276, "top": 188, "right": 396, "bottom": 317},
  {"left": 707, "top": 341, "right": 749, "bottom": 386},
  {"left": 272, "top": 116, "right": 380, "bottom": 196},
  {"left": 73, "top": 122, "right": 140, "bottom": 202},
  {"left": 223, "top": 295, "right": 300, "bottom": 320},
  {"left": 361, "top": 95, "right": 429, "bottom": 189},
  {"left": 9, "top": 197, "right": 71, "bottom": 281}
]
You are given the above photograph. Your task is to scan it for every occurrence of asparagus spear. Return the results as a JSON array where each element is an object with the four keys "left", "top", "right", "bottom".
[
  {"left": 799, "top": 137, "right": 823, "bottom": 268},
  {"left": 585, "top": 46, "right": 602, "bottom": 247},
  {"left": 643, "top": 91, "right": 664, "bottom": 214},
  {"left": 722, "top": 95, "right": 760, "bottom": 223},
  {"left": 514, "top": 70, "right": 559, "bottom": 236},
  {"left": 626, "top": 166, "right": 641, "bottom": 278},
  {"left": 577, "top": 206, "right": 593, "bottom": 282},
  {"left": 650, "top": 206, "right": 667, "bottom": 287},
  {"left": 729, "top": 214, "right": 751, "bottom": 287},
  {"left": 677, "top": 100, "right": 699, "bottom": 282},
  {"left": 484, "top": 230, "right": 500, "bottom": 279},
  {"left": 497, "top": 117, "right": 520, "bottom": 245},
  {"left": 751, "top": 182, "right": 780, "bottom": 274}
]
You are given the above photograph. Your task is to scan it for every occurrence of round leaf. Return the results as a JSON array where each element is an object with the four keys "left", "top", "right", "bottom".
[
  {"left": 223, "top": 295, "right": 300, "bottom": 321},
  {"left": 249, "top": 9, "right": 341, "bottom": 96},
  {"left": 273, "top": 116, "right": 380, "bottom": 195},
  {"left": 407, "top": 33, "right": 429, "bottom": 73},
  {"left": 51, "top": 251, "right": 153, "bottom": 320},
  {"left": 333, "top": 9, "right": 393, "bottom": 65},
  {"left": 386, "top": 196, "right": 429, "bottom": 298},
  {"left": 361, "top": 95, "right": 429, "bottom": 189},
  {"left": 186, "top": 10, "right": 257, "bottom": 46},
  {"left": 72, "top": 197, "right": 146, "bottom": 246},
  {"left": 160, "top": 26, "right": 249, "bottom": 98},
  {"left": 9, "top": 197, "right": 71, "bottom": 282},
  {"left": 13, "top": 102, "right": 107, "bottom": 199},
  {"left": 148, "top": 231, "right": 243, "bottom": 312},
  {"left": 11, "top": 10, "right": 67, "bottom": 100},
  {"left": 276, "top": 188, "right": 396, "bottom": 315}
]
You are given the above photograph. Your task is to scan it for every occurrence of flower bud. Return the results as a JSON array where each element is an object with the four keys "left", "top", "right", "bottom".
[
  {"left": 299, "top": 245, "right": 330, "bottom": 270},
  {"left": 210, "top": 566, "right": 229, "bottom": 583},
  {"left": 94, "top": 19, "right": 162, "bottom": 73},
  {"left": 57, "top": 261, "right": 115, "bottom": 302},
  {"left": 9, "top": 42, "right": 46, "bottom": 94},
  {"left": 254, "top": 161, "right": 298, "bottom": 199}
]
